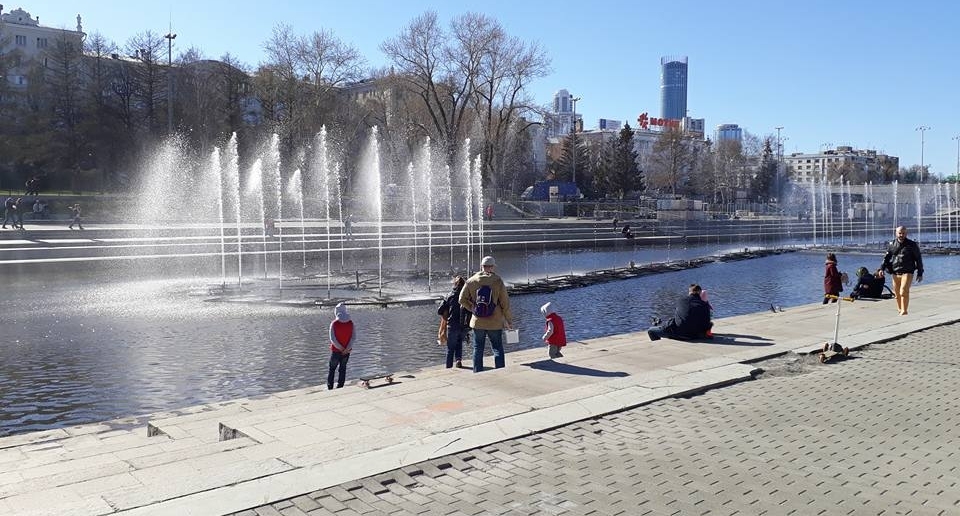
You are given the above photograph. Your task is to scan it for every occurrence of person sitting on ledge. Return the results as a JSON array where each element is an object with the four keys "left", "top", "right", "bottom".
[
  {"left": 647, "top": 283, "right": 713, "bottom": 341},
  {"left": 851, "top": 266, "right": 891, "bottom": 300}
]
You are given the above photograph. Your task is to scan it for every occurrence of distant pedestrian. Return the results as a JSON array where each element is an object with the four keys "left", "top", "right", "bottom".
[
  {"left": 327, "top": 303, "right": 354, "bottom": 390},
  {"left": 459, "top": 255, "right": 514, "bottom": 372},
  {"left": 612, "top": 217, "right": 619, "bottom": 230},
  {"left": 68, "top": 203, "right": 84, "bottom": 230},
  {"left": 540, "top": 301, "right": 567, "bottom": 359},
  {"left": 823, "top": 253, "right": 842, "bottom": 304},
  {"left": 25, "top": 177, "right": 39, "bottom": 196},
  {"left": 880, "top": 225, "right": 923, "bottom": 316},
  {"left": 438, "top": 275, "right": 470, "bottom": 368},
  {"left": 484, "top": 204, "right": 494, "bottom": 221},
  {"left": 343, "top": 213, "right": 353, "bottom": 239},
  {"left": 2, "top": 197, "right": 15, "bottom": 229},
  {"left": 11, "top": 198, "right": 24, "bottom": 230}
]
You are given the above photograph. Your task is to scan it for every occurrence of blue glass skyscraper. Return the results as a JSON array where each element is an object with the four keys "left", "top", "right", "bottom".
[{"left": 660, "top": 56, "right": 688, "bottom": 121}]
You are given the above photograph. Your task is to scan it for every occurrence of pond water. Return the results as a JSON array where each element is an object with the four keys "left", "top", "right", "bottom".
[{"left": 1, "top": 245, "right": 955, "bottom": 437}]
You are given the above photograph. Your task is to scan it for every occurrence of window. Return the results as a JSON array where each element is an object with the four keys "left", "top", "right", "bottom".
[
  {"left": 15, "top": 35, "right": 26, "bottom": 46},
  {"left": 36, "top": 38, "right": 48, "bottom": 49}
]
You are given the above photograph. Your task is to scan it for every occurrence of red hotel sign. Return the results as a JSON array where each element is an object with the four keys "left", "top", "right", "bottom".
[{"left": 637, "top": 112, "right": 680, "bottom": 130}]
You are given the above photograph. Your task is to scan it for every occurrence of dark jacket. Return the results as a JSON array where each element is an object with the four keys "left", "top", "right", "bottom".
[
  {"left": 853, "top": 273, "right": 886, "bottom": 299},
  {"left": 824, "top": 261, "right": 842, "bottom": 295},
  {"left": 439, "top": 286, "right": 470, "bottom": 332},
  {"left": 881, "top": 238, "right": 923, "bottom": 276},
  {"left": 664, "top": 293, "right": 712, "bottom": 339}
]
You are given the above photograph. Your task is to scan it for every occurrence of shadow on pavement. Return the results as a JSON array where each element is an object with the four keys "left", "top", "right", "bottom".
[
  {"left": 670, "top": 334, "right": 775, "bottom": 346},
  {"left": 523, "top": 360, "right": 629, "bottom": 377}
]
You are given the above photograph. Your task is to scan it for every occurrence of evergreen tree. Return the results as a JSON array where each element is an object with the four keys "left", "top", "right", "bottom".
[
  {"left": 554, "top": 132, "right": 590, "bottom": 188},
  {"left": 752, "top": 138, "right": 777, "bottom": 201},
  {"left": 607, "top": 123, "right": 643, "bottom": 198}
]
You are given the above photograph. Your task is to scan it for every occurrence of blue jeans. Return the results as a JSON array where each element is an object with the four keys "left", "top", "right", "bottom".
[
  {"left": 472, "top": 328, "right": 505, "bottom": 373},
  {"left": 328, "top": 351, "right": 349, "bottom": 389},
  {"left": 446, "top": 326, "right": 465, "bottom": 368}
]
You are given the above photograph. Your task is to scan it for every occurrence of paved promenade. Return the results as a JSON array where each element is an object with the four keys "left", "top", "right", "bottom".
[
  {"left": 235, "top": 321, "right": 960, "bottom": 516},
  {"left": 0, "top": 281, "right": 958, "bottom": 515}
]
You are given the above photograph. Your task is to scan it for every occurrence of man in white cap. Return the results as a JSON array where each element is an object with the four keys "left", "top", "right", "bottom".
[{"left": 459, "top": 255, "right": 514, "bottom": 372}]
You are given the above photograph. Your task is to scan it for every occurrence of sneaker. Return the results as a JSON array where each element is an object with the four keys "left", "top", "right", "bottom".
[
  {"left": 455, "top": 360, "right": 462, "bottom": 368},
  {"left": 647, "top": 329, "right": 661, "bottom": 341}
]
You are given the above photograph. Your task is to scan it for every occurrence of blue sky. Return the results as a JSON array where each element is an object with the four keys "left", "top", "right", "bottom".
[{"left": 31, "top": 0, "right": 960, "bottom": 177}]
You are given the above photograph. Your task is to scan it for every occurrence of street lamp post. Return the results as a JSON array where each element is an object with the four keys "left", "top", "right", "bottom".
[
  {"left": 164, "top": 30, "right": 177, "bottom": 135},
  {"left": 952, "top": 135, "right": 960, "bottom": 180},
  {"left": 916, "top": 126, "right": 930, "bottom": 182},
  {"left": 571, "top": 96, "right": 581, "bottom": 187},
  {"left": 775, "top": 127, "right": 783, "bottom": 203}
]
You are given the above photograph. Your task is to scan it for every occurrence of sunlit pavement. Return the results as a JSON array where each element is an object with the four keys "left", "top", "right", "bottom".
[
  {"left": 234, "top": 320, "right": 960, "bottom": 516},
  {"left": 0, "top": 279, "right": 956, "bottom": 515}
]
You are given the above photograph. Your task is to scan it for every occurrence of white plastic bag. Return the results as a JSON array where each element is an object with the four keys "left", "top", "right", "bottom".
[{"left": 504, "top": 329, "right": 519, "bottom": 344}]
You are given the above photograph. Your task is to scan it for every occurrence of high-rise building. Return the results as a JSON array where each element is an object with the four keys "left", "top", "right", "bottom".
[
  {"left": 544, "top": 89, "right": 582, "bottom": 138},
  {"left": 660, "top": 56, "right": 688, "bottom": 120},
  {"left": 716, "top": 124, "right": 743, "bottom": 143}
]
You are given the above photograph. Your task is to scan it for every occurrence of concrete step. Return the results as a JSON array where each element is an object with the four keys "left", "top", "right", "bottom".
[
  {"left": 98, "top": 443, "right": 292, "bottom": 511},
  {"left": 0, "top": 436, "right": 257, "bottom": 506}
]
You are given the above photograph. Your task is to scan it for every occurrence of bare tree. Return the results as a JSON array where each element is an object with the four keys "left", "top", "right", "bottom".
[
  {"left": 43, "top": 30, "right": 87, "bottom": 183},
  {"left": 381, "top": 11, "right": 477, "bottom": 166},
  {"left": 175, "top": 46, "right": 226, "bottom": 151},
  {"left": 647, "top": 128, "right": 698, "bottom": 195},
  {"left": 80, "top": 32, "right": 127, "bottom": 188},
  {"left": 710, "top": 139, "right": 746, "bottom": 203},
  {"left": 466, "top": 13, "right": 550, "bottom": 190},
  {"left": 259, "top": 23, "right": 364, "bottom": 158},
  {"left": 214, "top": 53, "right": 252, "bottom": 138},
  {"left": 125, "top": 31, "right": 166, "bottom": 134},
  {"left": 298, "top": 28, "right": 364, "bottom": 102}
]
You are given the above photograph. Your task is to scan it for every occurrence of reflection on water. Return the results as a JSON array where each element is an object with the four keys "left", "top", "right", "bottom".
[{"left": 1, "top": 247, "right": 957, "bottom": 437}]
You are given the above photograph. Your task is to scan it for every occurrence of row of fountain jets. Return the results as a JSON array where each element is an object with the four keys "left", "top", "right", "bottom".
[
  {"left": 141, "top": 127, "right": 489, "bottom": 297},
  {"left": 805, "top": 176, "right": 960, "bottom": 247},
  {"left": 139, "top": 126, "right": 960, "bottom": 299}
]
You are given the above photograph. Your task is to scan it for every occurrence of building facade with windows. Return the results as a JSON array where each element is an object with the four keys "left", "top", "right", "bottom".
[
  {"left": 0, "top": 6, "right": 85, "bottom": 88},
  {"left": 786, "top": 146, "right": 899, "bottom": 184},
  {"left": 716, "top": 123, "right": 743, "bottom": 143}
]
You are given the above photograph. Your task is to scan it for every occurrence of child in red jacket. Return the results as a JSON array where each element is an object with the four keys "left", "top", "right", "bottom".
[
  {"left": 541, "top": 302, "right": 567, "bottom": 359},
  {"left": 328, "top": 303, "right": 354, "bottom": 389}
]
